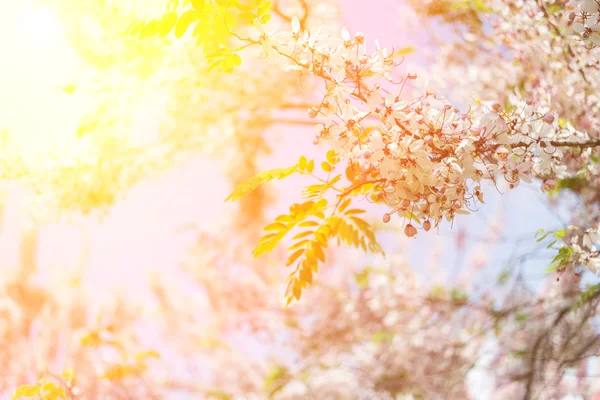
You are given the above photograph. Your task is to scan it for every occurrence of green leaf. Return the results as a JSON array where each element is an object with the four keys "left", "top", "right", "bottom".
[
  {"left": 260, "top": 13, "right": 271, "bottom": 24},
  {"left": 175, "top": 10, "right": 200, "bottom": 38},
  {"left": 128, "top": 21, "right": 146, "bottom": 36},
  {"left": 229, "top": 53, "right": 242, "bottom": 66},
  {"left": 158, "top": 12, "right": 178, "bottom": 37},
  {"left": 225, "top": 165, "right": 298, "bottom": 202},
  {"left": 355, "top": 266, "right": 372, "bottom": 287},
  {"left": 298, "top": 156, "right": 307, "bottom": 170},
  {"left": 140, "top": 20, "right": 158, "bottom": 38},
  {"left": 395, "top": 46, "right": 415, "bottom": 56},
  {"left": 191, "top": 0, "right": 205, "bottom": 12},
  {"left": 13, "top": 385, "right": 40, "bottom": 399}
]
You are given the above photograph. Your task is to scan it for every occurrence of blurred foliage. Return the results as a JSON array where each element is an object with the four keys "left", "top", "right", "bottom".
[{"left": 129, "top": 0, "right": 273, "bottom": 73}]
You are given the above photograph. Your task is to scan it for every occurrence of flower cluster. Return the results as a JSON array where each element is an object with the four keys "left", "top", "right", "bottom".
[
  {"left": 410, "top": 0, "right": 600, "bottom": 274},
  {"left": 254, "top": 17, "right": 589, "bottom": 237},
  {"left": 570, "top": 0, "right": 600, "bottom": 47}
]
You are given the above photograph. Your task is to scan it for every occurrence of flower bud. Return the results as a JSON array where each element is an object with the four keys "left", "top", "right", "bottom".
[
  {"left": 407, "top": 72, "right": 417, "bottom": 80},
  {"left": 382, "top": 213, "right": 391, "bottom": 223},
  {"left": 404, "top": 224, "right": 418, "bottom": 238},
  {"left": 543, "top": 113, "right": 555, "bottom": 124},
  {"left": 363, "top": 150, "right": 372, "bottom": 159},
  {"left": 542, "top": 179, "right": 556, "bottom": 192},
  {"left": 313, "top": 137, "right": 320, "bottom": 145},
  {"left": 470, "top": 127, "right": 481, "bottom": 136},
  {"left": 401, "top": 199, "right": 411, "bottom": 208},
  {"left": 308, "top": 107, "right": 319, "bottom": 119},
  {"left": 581, "top": 116, "right": 592, "bottom": 129},
  {"left": 423, "top": 220, "right": 431, "bottom": 232}
]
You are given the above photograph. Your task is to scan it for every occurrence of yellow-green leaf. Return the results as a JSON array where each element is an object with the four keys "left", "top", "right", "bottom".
[
  {"left": 260, "top": 13, "right": 271, "bottom": 24},
  {"left": 298, "top": 156, "right": 307, "bottom": 170},
  {"left": 313, "top": 243, "right": 325, "bottom": 263},
  {"left": 175, "top": 10, "right": 200, "bottom": 38},
  {"left": 292, "top": 230, "right": 314, "bottom": 240},
  {"left": 345, "top": 208, "right": 366, "bottom": 215},
  {"left": 264, "top": 222, "right": 286, "bottom": 232},
  {"left": 299, "top": 264, "right": 313, "bottom": 284},
  {"left": 140, "top": 20, "right": 158, "bottom": 38},
  {"left": 286, "top": 249, "right": 305, "bottom": 266},
  {"left": 299, "top": 220, "right": 319, "bottom": 228},
  {"left": 191, "top": 0, "right": 205, "bottom": 12},
  {"left": 338, "top": 198, "right": 351, "bottom": 213},
  {"left": 158, "top": 12, "right": 178, "bottom": 37},
  {"left": 13, "top": 385, "right": 39, "bottom": 399},
  {"left": 288, "top": 239, "right": 310, "bottom": 252},
  {"left": 225, "top": 165, "right": 298, "bottom": 202}
]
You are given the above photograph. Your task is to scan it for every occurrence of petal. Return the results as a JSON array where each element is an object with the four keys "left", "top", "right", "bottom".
[
  {"left": 582, "top": 0, "right": 598, "bottom": 14},
  {"left": 291, "top": 16, "right": 300, "bottom": 34},
  {"left": 341, "top": 27, "right": 350, "bottom": 41}
]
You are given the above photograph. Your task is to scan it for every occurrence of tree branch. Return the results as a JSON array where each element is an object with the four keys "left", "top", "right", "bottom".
[{"left": 549, "top": 139, "right": 600, "bottom": 148}]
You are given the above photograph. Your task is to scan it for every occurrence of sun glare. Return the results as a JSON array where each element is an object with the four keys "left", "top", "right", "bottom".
[
  {"left": 0, "top": 2, "right": 93, "bottom": 163},
  {"left": 21, "top": 7, "right": 63, "bottom": 46}
]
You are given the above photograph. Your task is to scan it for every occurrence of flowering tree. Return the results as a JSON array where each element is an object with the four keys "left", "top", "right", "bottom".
[
  {"left": 6, "top": 0, "right": 600, "bottom": 399},
  {"left": 151, "top": 0, "right": 600, "bottom": 303}
]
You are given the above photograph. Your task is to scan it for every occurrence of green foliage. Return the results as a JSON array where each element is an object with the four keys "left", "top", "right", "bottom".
[
  {"left": 128, "top": 0, "right": 273, "bottom": 73},
  {"left": 409, "top": 0, "right": 490, "bottom": 29},
  {"left": 355, "top": 266, "right": 372, "bottom": 287},
  {"left": 263, "top": 365, "right": 290, "bottom": 398},
  {"left": 206, "top": 392, "right": 233, "bottom": 400},
  {"left": 394, "top": 46, "right": 416, "bottom": 57},
  {"left": 450, "top": 288, "right": 468, "bottom": 304},
  {"left": 225, "top": 164, "right": 301, "bottom": 203},
  {"left": 575, "top": 283, "right": 600, "bottom": 310},
  {"left": 514, "top": 312, "right": 528, "bottom": 323},
  {"left": 548, "top": 245, "right": 574, "bottom": 272},
  {"left": 12, "top": 380, "right": 66, "bottom": 400},
  {"left": 535, "top": 227, "right": 577, "bottom": 273},
  {"left": 546, "top": 4, "right": 562, "bottom": 15},
  {"left": 371, "top": 330, "right": 394, "bottom": 344},
  {"left": 226, "top": 153, "right": 386, "bottom": 303},
  {"left": 449, "top": 0, "right": 490, "bottom": 13},
  {"left": 497, "top": 269, "right": 510, "bottom": 285}
]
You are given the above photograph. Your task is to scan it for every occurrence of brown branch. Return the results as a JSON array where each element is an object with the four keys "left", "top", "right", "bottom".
[
  {"left": 272, "top": 0, "right": 309, "bottom": 30},
  {"left": 549, "top": 139, "right": 600, "bottom": 148}
]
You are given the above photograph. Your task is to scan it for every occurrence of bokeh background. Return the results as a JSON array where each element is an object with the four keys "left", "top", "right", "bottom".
[{"left": 0, "top": 0, "right": 597, "bottom": 399}]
